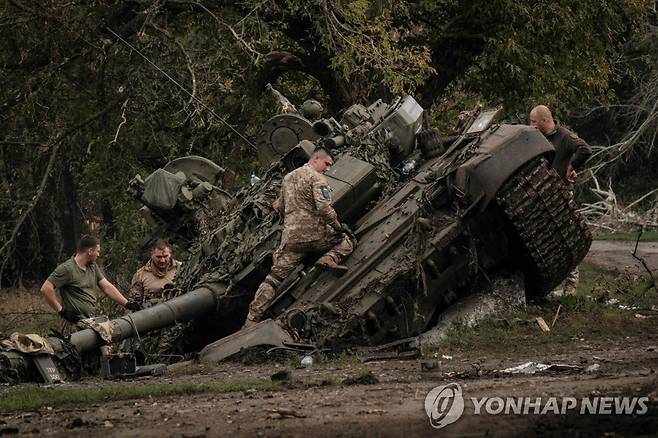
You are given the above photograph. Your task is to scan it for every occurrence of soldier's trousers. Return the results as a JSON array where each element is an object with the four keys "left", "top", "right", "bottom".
[
  {"left": 564, "top": 267, "right": 579, "bottom": 295},
  {"left": 563, "top": 183, "right": 580, "bottom": 294},
  {"left": 247, "top": 234, "right": 354, "bottom": 321}
]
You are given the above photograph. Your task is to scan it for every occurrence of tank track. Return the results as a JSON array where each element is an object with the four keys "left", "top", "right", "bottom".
[{"left": 495, "top": 157, "right": 592, "bottom": 296}]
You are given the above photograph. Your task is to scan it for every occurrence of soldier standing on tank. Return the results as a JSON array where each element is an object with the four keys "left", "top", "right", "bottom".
[
  {"left": 530, "top": 105, "right": 592, "bottom": 295},
  {"left": 40, "top": 234, "right": 142, "bottom": 327},
  {"left": 129, "top": 239, "right": 181, "bottom": 305},
  {"left": 243, "top": 148, "right": 354, "bottom": 328}
]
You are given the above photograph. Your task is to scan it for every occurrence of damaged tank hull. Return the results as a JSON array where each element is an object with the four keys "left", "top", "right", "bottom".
[{"left": 1, "top": 97, "right": 592, "bottom": 381}]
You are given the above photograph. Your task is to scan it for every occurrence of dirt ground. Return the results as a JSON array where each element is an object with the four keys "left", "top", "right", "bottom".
[
  {"left": 1, "top": 240, "right": 657, "bottom": 437},
  {"left": 585, "top": 240, "right": 658, "bottom": 274}
]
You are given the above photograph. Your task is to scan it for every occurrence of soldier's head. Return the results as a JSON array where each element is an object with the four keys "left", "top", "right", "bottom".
[
  {"left": 308, "top": 148, "right": 334, "bottom": 174},
  {"left": 76, "top": 234, "right": 101, "bottom": 263},
  {"left": 529, "top": 105, "right": 556, "bottom": 135},
  {"left": 151, "top": 239, "right": 173, "bottom": 270}
]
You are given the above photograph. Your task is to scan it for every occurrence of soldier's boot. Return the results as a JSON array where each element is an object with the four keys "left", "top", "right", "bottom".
[
  {"left": 242, "top": 281, "right": 277, "bottom": 329},
  {"left": 315, "top": 255, "right": 348, "bottom": 274},
  {"left": 563, "top": 266, "right": 579, "bottom": 296},
  {"left": 242, "top": 312, "right": 259, "bottom": 329}
]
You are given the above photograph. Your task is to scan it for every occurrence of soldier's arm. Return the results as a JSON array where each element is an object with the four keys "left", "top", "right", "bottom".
[
  {"left": 41, "top": 263, "right": 71, "bottom": 312},
  {"left": 98, "top": 278, "right": 129, "bottom": 307},
  {"left": 40, "top": 280, "right": 63, "bottom": 313},
  {"left": 128, "top": 271, "right": 145, "bottom": 300},
  {"left": 312, "top": 176, "right": 340, "bottom": 230},
  {"left": 569, "top": 135, "right": 592, "bottom": 171}
]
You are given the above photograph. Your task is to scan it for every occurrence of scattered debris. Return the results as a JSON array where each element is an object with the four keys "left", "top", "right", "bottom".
[
  {"left": 0, "top": 426, "right": 19, "bottom": 435},
  {"left": 536, "top": 317, "right": 551, "bottom": 332},
  {"left": 342, "top": 371, "right": 380, "bottom": 385},
  {"left": 500, "top": 362, "right": 582, "bottom": 375},
  {"left": 586, "top": 364, "right": 601, "bottom": 373},
  {"left": 266, "top": 408, "right": 306, "bottom": 419},
  {"left": 420, "top": 360, "right": 439, "bottom": 371},
  {"left": 357, "top": 409, "right": 388, "bottom": 415},
  {"left": 300, "top": 355, "right": 313, "bottom": 369},
  {"left": 361, "top": 350, "right": 420, "bottom": 362},
  {"left": 67, "top": 418, "right": 90, "bottom": 429},
  {"left": 635, "top": 313, "right": 649, "bottom": 319},
  {"left": 550, "top": 304, "right": 562, "bottom": 329},
  {"left": 441, "top": 354, "right": 453, "bottom": 360},
  {"left": 270, "top": 369, "right": 292, "bottom": 382},
  {"left": 243, "top": 388, "right": 257, "bottom": 398}
]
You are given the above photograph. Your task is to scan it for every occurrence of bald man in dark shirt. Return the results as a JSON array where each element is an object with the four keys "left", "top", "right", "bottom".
[{"left": 530, "top": 105, "right": 592, "bottom": 295}]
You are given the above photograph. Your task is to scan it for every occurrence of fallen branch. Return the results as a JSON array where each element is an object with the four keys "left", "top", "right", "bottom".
[{"left": 632, "top": 229, "right": 658, "bottom": 293}]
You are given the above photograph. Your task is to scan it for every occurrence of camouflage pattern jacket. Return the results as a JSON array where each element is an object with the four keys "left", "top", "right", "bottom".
[{"left": 280, "top": 164, "right": 340, "bottom": 246}]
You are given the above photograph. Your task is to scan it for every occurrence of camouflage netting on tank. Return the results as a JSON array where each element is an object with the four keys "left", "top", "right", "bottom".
[
  {"left": 337, "top": 129, "right": 398, "bottom": 191},
  {"left": 147, "top": 133, "right": 410, "bottom": 356},
  {"left": 175, "top": 161, "right": 286, "bottom": 292}
]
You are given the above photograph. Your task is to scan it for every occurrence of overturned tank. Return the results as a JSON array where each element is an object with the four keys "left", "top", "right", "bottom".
[{"left": 1, "top": 95, "right": 591, "bottom": 381}]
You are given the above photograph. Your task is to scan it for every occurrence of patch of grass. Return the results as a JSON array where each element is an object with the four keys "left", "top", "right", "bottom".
[
  {"left": 0, "top": 380, "right": 275, "bottom": 413},
  {"left": 594, "top": 231, "right": 658, "bottom": 241},
  {"left": 438, "top": 305, "right": 656, "bottom": 356},
  {"left": 433, "top": 262, "right": 658, "bottom": 356}
]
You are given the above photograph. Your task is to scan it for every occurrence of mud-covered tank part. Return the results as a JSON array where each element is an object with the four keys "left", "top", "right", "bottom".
[
  {"left": 324, "top": 135, "right": 346, "bottom": 150},
  {"left": 138, "top": 206, "right": 157, "bottom": 227},
  {"left": 312, "top": 118, "right": 340, "bottom": 137},
  {"left": 282, "top": 139, "right": 316, "bottom": 172},
  {"left": 464, "top": 106, "right": 503, "bottom": 134},
  {"left": 256, "top": 113, "right": 320, "bottom": 166},
  {"left": 369, "top": 95, "right": 423, "bottom": 162},
  {"left": 163, "top": 156, "right": 225, "bottom": 186},
  {"left": 67, "top": 284, "right": 222, "bottom": 354},
  {"left": 453, "top": 125, "right": 555, "bottom": 209},
  {"left": 325, "top": 156, "right": 380, "bottom": 223},
  {"left": 417, "top": 128, "right": 444, "bottom": 159},
  {"left": 495, "top": 158, "right": 592, "bottom": 298},
  {"left": 142, "top": 169, "right": 186, "bottom": 210},
  {"left": 199, "top": 319, "right": 295, "bottom": 363},
  {"left": 301, "top": 99, "right": 323, "bottom": 120}
]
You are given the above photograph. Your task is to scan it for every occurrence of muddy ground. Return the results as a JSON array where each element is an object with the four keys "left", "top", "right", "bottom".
[{"left": 1, "top": 240, "right": 657, "bottom": 437}]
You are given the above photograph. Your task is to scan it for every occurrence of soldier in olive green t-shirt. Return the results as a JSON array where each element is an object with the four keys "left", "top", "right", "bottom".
[{"left": 40, "top": 235, "right": 142, "bottom": 323}]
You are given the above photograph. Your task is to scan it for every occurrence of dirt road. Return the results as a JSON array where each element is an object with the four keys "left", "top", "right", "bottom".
[{"left": 584, "top": 240, "right": 658, "bottom": 274}]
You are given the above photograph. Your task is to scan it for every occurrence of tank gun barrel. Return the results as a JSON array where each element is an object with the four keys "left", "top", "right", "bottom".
[{"left": 66, "top": 285, "right": 219, "bottom": 354}]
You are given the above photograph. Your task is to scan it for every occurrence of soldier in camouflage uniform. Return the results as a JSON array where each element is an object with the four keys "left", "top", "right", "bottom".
[
  {"left": 129, "top": 239, "right": 181, "bottom": 305},
  {"left": 243, "top": 148, "right": 354, "bottom": 327},
  {"left": 530, "top": 105, "right": 592, "bottom": 295}
]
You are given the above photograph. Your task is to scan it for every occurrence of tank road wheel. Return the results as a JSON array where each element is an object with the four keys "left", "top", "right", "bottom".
[
  {"left": 495, "top": 158, "right": 592, "bottom": 299},
  {"left": 417, "top": 128, "right": 444, "bottom": 159}
]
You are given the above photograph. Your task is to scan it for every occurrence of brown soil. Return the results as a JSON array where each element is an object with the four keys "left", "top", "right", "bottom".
[{"left": 1, "top": 334, "right": 657, "bottom": 437}]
